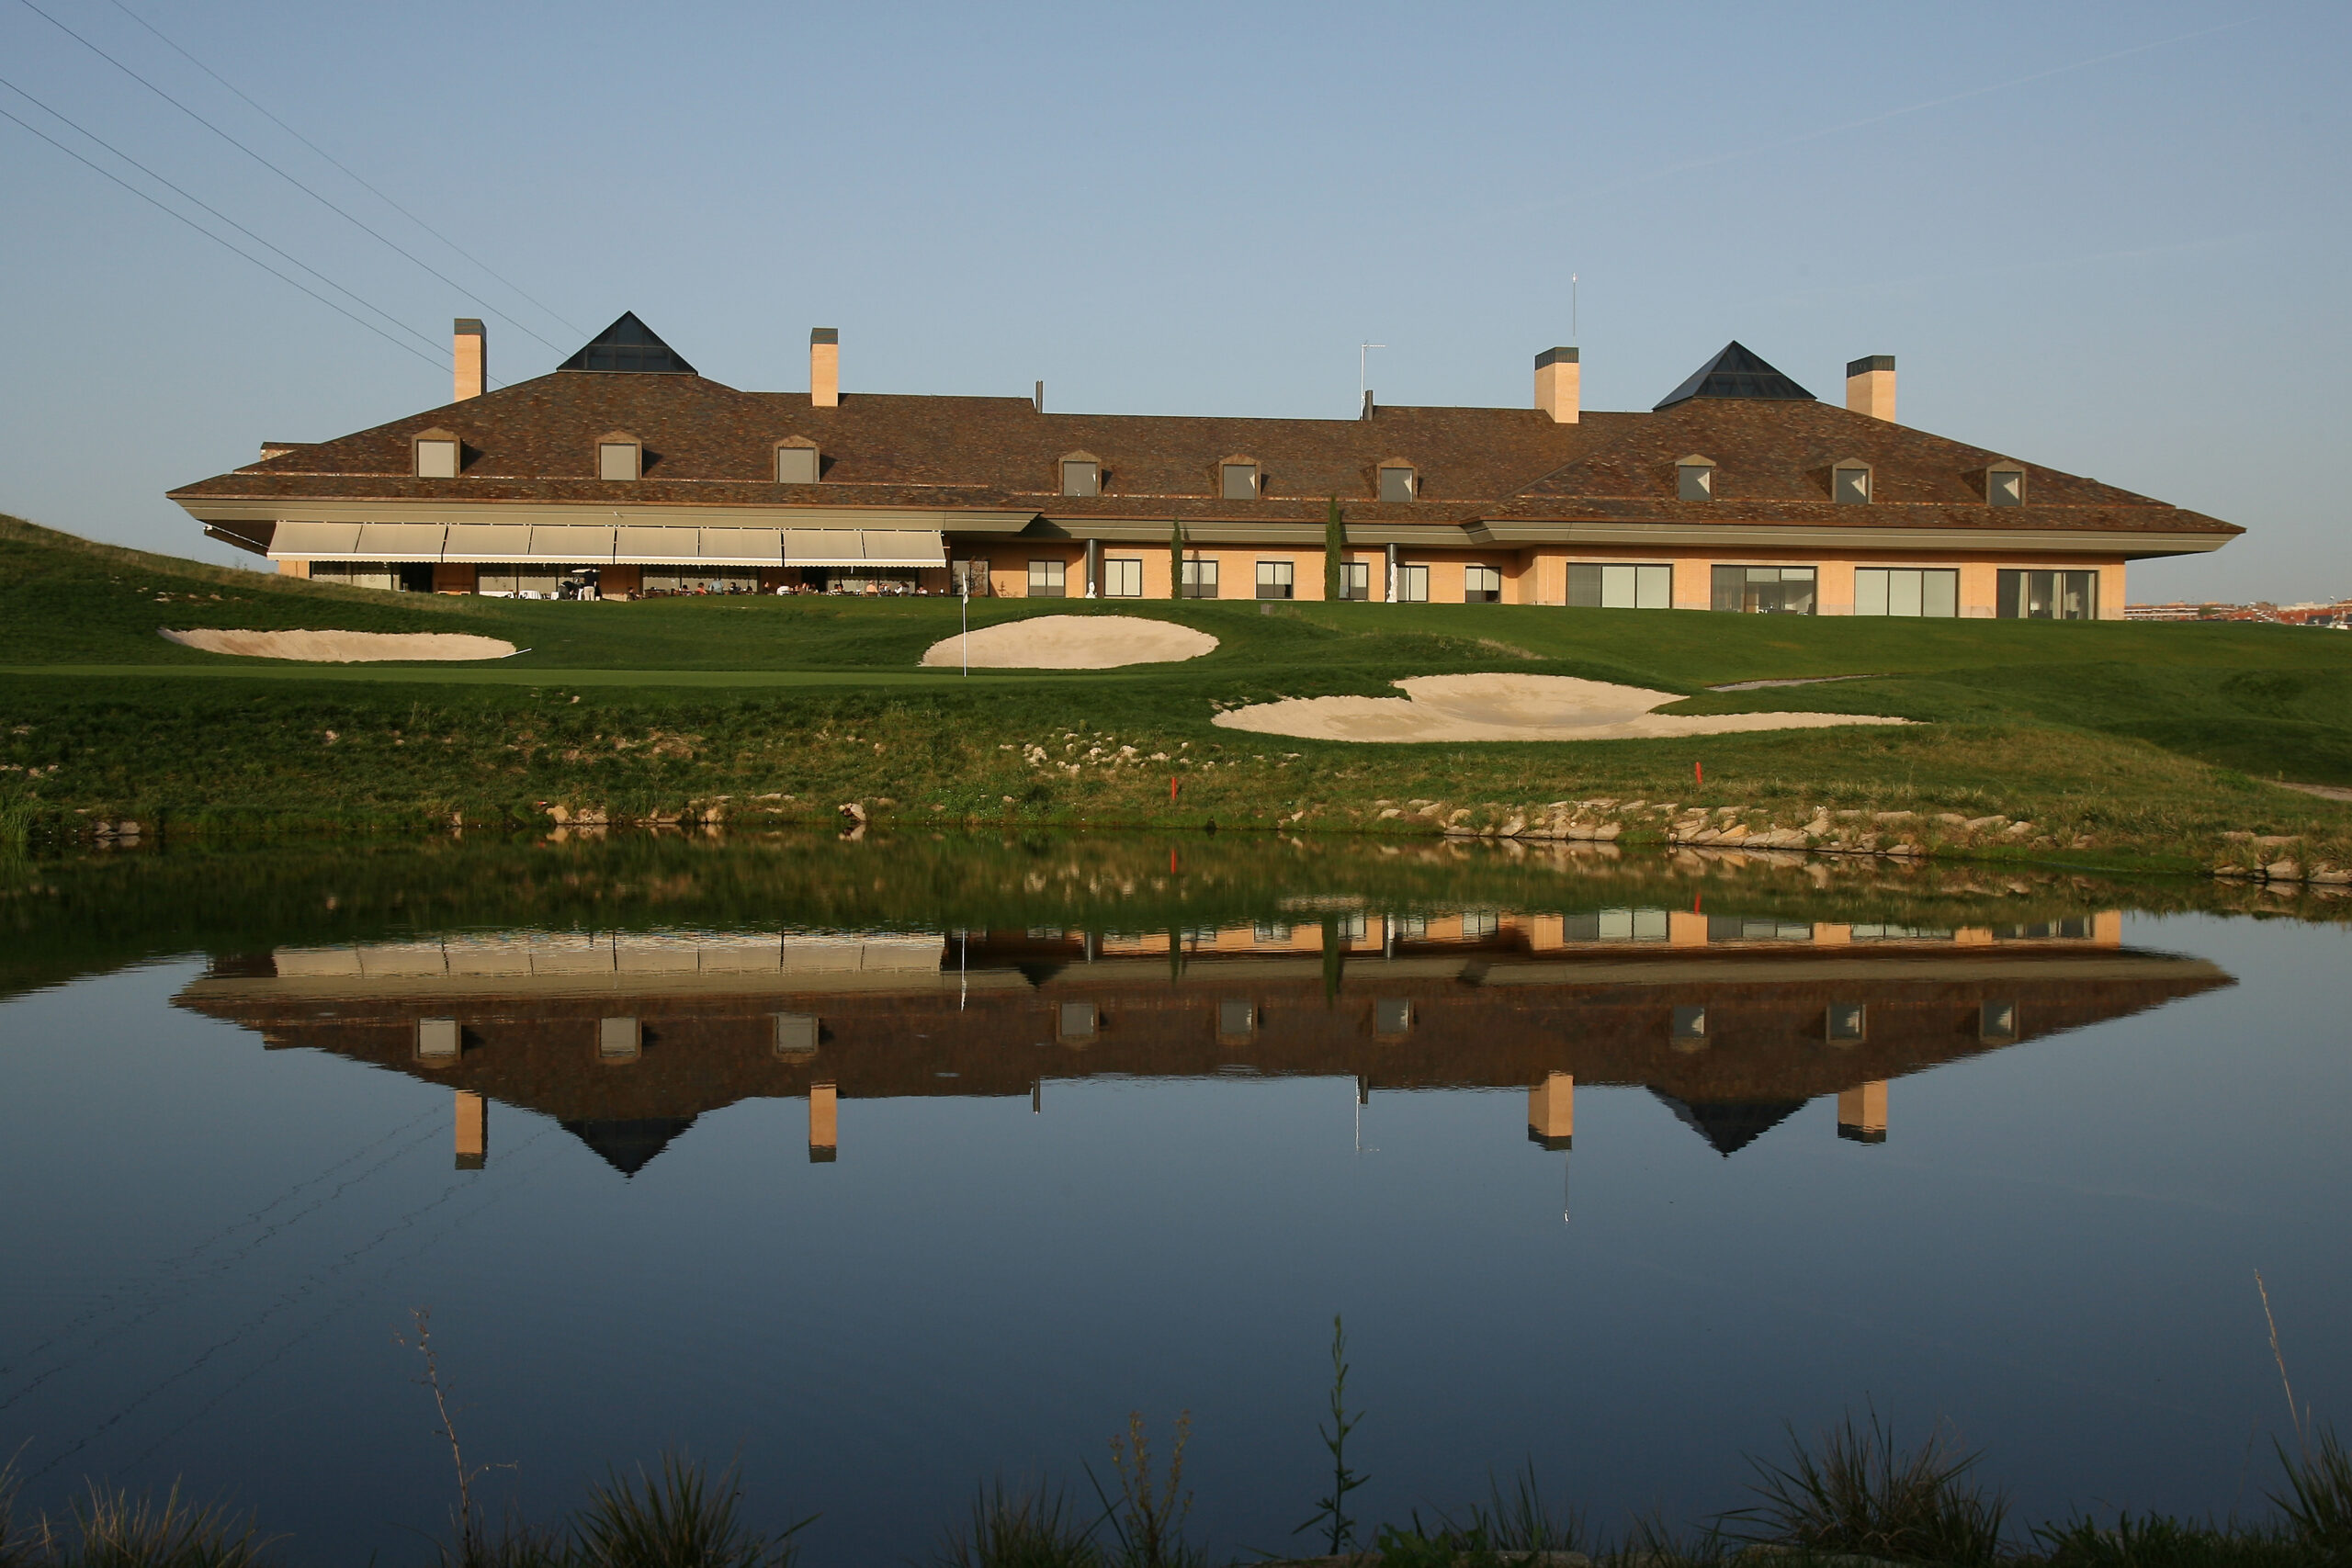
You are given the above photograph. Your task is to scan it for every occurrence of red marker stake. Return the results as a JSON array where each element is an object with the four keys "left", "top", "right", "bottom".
[
  {"left": 1695, "top": 760, "right": 1703, "bottom": 787},
  {"left": 1170, "top": 775, "right": 1180, "bottom": 804}
]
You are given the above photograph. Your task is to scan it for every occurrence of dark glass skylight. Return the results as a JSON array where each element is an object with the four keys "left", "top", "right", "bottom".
[
  {"left": 558, "top": 312, "right": 697, "bottom": 374},
  {"left": 1653, "top": 341, "right": 1815, "bottom": 410}
]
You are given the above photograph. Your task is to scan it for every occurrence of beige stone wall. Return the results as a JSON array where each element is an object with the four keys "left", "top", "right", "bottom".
[
  {"left": 2098, "top": 561, "right": 2127, "bottom": 620},
  {"left": 276, "top": 558, "right": 310, "bottom": 579},
  {"left": 955, "top": 539, "right": 2131, "bottom": 615},
  {"left": 1386, "top": 548, "right": 1521, "bottom": 604},
  {"left": 1006, "top": 543, "right": 1087, "bottom": 597}
]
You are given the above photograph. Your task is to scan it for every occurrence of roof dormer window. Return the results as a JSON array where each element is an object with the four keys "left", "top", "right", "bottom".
[
  {"left": 597, "top": 434, "right": 641, "bottom": 482},
  {"left": 413, "top": 430, "right": 459, "bottom": 479},
  {"left": 1832, "top": 460, "right": 1871, "bottom": 504},
  {"left": 1377, "top": 462, "right": 1416, "bottom": 503},
  {"left": 1060, "top": 454, "right": 1102, "bottom": 497},
  {"left": 1220, "top": 459, "right": 1260, "bottom": 501},
  {"left": 1987, "top": 465, "right": 2025, "bottom": 507},
  {"left": 775, "top": 439, "right": 819, "bottom": 485},
  {"left": 1676, "top": 455, "right": 1715, "bottom": 502}
]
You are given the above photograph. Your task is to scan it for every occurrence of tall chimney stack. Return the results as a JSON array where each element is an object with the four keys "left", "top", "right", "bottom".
[
  {"left": 453, "top": 319, "right": 486, "bottom": 401},
  {"left": 1846, "top": 355, "right": 1895, "bottom": 422},
  {"left": 809, "top": 328, "right": 839, "bottom": 407},
  {"left": 1534, "top": 346, "right": 1579, "bottom": 423}
]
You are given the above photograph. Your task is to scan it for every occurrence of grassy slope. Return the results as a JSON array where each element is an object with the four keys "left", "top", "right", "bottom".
[{"left": 1, "top": 516, "right": 2346, "bottom": 866}]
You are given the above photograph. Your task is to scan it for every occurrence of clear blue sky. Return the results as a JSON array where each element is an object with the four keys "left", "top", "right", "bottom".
[{"left": 1, "top": 0, "right": 2342, "bottom": 603}]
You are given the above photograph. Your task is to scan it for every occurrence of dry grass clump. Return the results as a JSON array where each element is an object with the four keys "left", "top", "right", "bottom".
[
  {"left": 933, "top": 1483, "right": 1102, "bottom": 1568},
  {"left": 432, "top": 1453, "right": 805, "bottom": 1568},
  {"left": 8, "top": 1480, "right": 276, "bottom": 1568},
  {"left": 1726, "top": 1411, "right": 2006, "bottom": 1564}
]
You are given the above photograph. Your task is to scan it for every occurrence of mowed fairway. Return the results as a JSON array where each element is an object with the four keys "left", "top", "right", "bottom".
[{"left": 2, "top": 514, "right": 2347, "bottom": 869}]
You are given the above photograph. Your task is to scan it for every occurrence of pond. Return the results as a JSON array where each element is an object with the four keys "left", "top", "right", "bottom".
[{"left": 0, "top": 832, "right": 2346, "bottom": 1564}]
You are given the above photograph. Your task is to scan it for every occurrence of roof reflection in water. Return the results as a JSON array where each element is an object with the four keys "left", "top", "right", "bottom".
[{"left": 172, "top": 908, "right": 2230, "bottom": 1178}]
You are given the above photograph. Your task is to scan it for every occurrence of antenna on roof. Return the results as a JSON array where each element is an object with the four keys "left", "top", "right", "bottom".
[
  {"left": 1358, "top": 342, "right": 1385, "bottom": 412},
  {"left": 1034, "top": 379, "right": 1044, "bottom": 413}
]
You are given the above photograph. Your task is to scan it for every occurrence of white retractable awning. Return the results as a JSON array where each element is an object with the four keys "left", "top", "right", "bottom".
[
  {"left": 528, "top": 525, "right": 616, "bottom": 560},
  {"left": 266, "top": 521, "right": 362, "bottom": 558},
  {"left": 266, "top": 520, "right": 946, "bottom": 569},
  {"left": 696, "top": 527, "right": 784, "bottom": 565},
  {"left": 858, "top": 529, "right": 949, "bottom": 567},
  {"left": 441, "top": 524, "right": 533, "bottom": 560}
]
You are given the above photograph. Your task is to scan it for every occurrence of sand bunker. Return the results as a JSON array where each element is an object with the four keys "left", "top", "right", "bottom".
[
  {"left": 162, "top": 628, "right": 518, "bottom": 662},
  {"left": 1212, "top": 673, "right": 1910, "bottom": 743},
  {"left": 922, "top": 615, "right": 1218, "bottom": 670}
]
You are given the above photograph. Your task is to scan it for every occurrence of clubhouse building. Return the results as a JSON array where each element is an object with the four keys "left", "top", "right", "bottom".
[{"left": 169, "top": 314, "right": 2239, "bottom": 618}]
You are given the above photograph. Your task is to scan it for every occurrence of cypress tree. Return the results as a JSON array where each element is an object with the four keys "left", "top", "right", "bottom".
[
  {"left": 1170, "top": 516, "right": 1185, "bottom": 600},
  {"left": 1324, "top": 497, "right": 1345, "bottom": 600}
]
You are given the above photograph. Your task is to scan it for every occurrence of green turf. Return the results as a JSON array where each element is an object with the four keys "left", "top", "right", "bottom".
[{"left": 2, "top": 513, "right": 2346, "bottom": 865}]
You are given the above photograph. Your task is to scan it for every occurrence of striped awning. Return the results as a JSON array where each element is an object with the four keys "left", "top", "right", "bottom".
[{"left": 267, "top": 523, "right": 944, "bottom": 569}]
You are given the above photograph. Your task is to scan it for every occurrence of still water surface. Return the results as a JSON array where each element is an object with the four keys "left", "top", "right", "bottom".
[{"left": 0, "top": 834, "right": 2346, "bottom": 1563}]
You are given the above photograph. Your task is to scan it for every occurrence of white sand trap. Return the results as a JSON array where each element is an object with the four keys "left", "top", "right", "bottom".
[
  {"left": 922, "top": 615, "right": 1218, "bottom": 670},
  {"left": 162, "top": 628, "right": 518, "bottom": 662},
  {"left": 1213, "top": 673, "right": 1910, "bottom": 743}
]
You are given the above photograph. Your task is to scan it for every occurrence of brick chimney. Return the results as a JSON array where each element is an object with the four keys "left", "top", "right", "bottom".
[
  {"left": 453, "top": 319, "right": 486, "bottom": 401},
  {"left": 1846, "top": 355, "right": 1895, "bottom": 421},
  {"left": 1534, "top": 346, "right": 1579, "bottom": 423},
  {"left": 810, "top": 328, "right": 839, "bottom": 407}
]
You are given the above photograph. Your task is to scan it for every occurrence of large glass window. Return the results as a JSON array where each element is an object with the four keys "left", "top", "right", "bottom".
[
  {"left": 1220, "top": 463, "right": 1258, "bottom": 501},
  {"left": 1709, "top": 917, "right": 1815, "bottom": 943},
  {"left": 1255, "top": 560, "right": 1295, "bottom": 600},
  {"left": 1464, "top": 565, "right": 1502, "bottom": 604},
  {"left": 1061, "top": 459, "right": 1100, "bottom": 497},
  {"left": 598, "top": 442, "right": 639, "bottom": 481},
  {"left": 1676, "top": 461, "right": 1713, "bottom": 502},
  {"left": 1378, "top": 466, "right": 1415, "bottom": 503},
  {"left": 1711, "top": 565, "right": 1816, "bottom": 615},
  {"left": 1395, "top": 564, "right": 1429, "bottom": 603},
  {"left": 1854, "top": 568, "right": 1959, "bottom": 617},
  {"left": 414, "top": 439, "right": 458, "bottom": 479},
  {"left": 1833, "top": 464, "right": 1871, "bottom": 504},
  {"left": 1988, "top": 468, "right": 2025, "bottom": 507},
  {"left": 1103, "top": 558, "right": 1142, "bottom": 598},
  {"left": 1567, "top": 562, "right": 1671, "bottom": 610},
  {"left": 1027, "top": 559, "right": 1067, "bottom": 598},
  {"left": 1338, "top": 560, "right": 1371, "bottom": 601},
  {"left": 1997, "top": 569, "right": 2098, "bottom": 620},
  {"left": 1180, "top": 558, "right": 1219, "bottom": 599},
  {"left": 775, "top": 446, "right": 819, "bottom": 484}
]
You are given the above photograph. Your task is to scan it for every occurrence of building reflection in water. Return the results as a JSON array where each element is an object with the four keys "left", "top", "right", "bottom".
[{"left": 173, "top": 908, "right": 2227, "bottom": 1191}]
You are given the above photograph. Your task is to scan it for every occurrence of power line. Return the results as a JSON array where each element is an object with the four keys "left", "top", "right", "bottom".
[
  {"left": 1, "top": 73, "right": 443, "bottom": 358},
  {"left": 100, "top": 0, "right": 584, "bottom": 342},
  {"left": 13, "top": 0, "right": 571, "bottom": 355},
  {"left": 0, "top": 100, "right": 447, "bottom": 375}
]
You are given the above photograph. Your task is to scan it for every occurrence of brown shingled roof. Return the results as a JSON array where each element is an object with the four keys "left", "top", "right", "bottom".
[{"left": 165, "top": 362, "right": 2238, "bottom": 542}]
